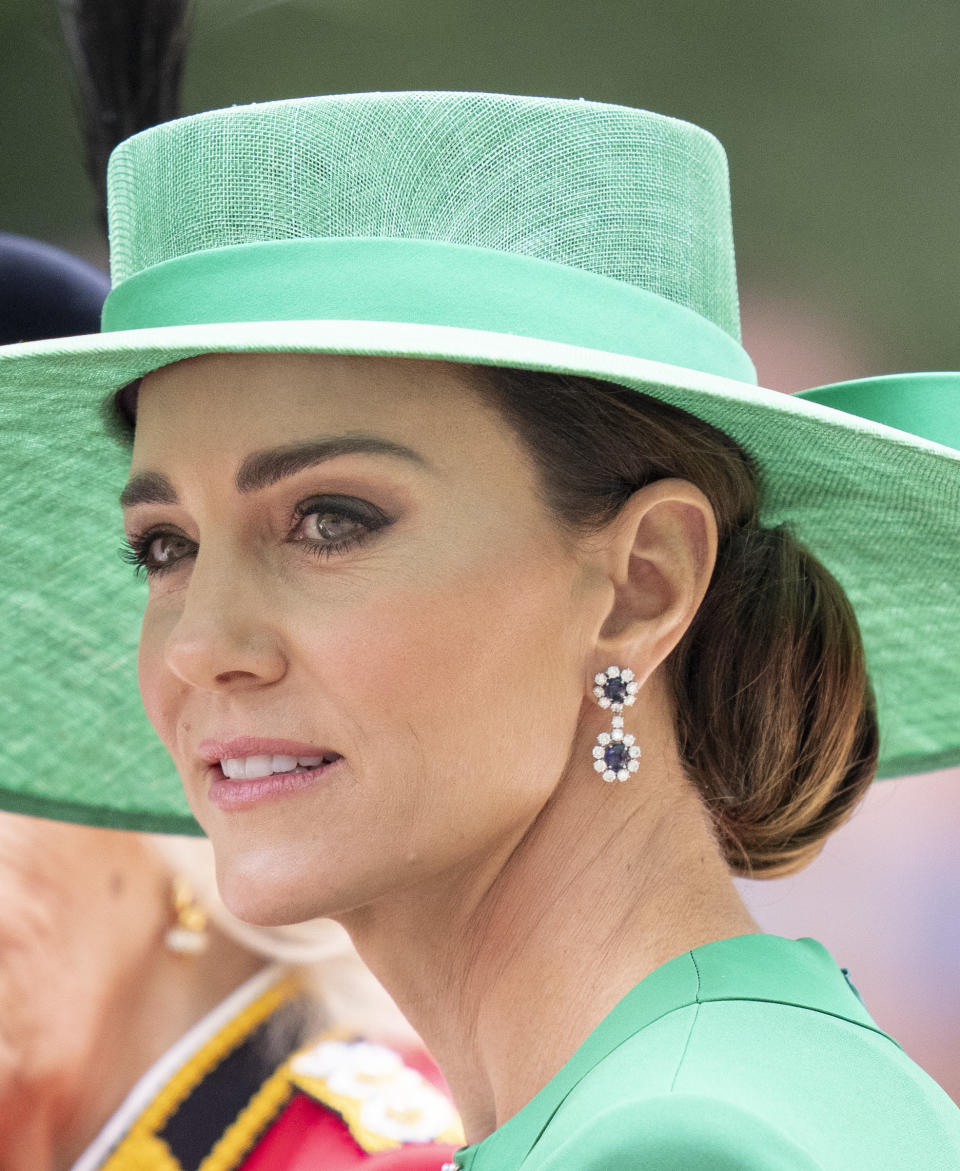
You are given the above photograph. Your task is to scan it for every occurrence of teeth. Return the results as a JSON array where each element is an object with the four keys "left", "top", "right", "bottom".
[{"left": 220, "top": 753, "right": 334, "bottom": 780}]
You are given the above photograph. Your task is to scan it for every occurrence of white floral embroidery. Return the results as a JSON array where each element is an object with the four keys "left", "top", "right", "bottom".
[
  {"left": 289, "top": 1038, "right": 462, "bottom": 1148},
  {"left": 358, "top": 1068, "right": 459, "bottom": 1143},
  {"left": 292, "top": 1039, "right": 404, "bottom": 1092}
]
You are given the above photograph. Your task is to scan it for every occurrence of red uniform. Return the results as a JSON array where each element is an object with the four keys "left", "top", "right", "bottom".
[
  {"left": 240, "top": 1091, "right": 457, "bottom": 1170},
  {"left": 76, "top": 968, "right": 461, "bottom": 1171}
]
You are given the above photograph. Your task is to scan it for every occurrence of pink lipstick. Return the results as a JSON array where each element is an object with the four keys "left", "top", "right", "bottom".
[{"left": 198, "top": 737, "right": 343, "bottom": 811}]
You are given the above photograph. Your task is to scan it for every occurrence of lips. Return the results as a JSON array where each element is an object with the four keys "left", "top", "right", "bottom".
[
  {"left": 197, "top": 737, "right": 341, "bottom": 766},
  {"left": 198, "top": 737, "right": 344, "bottom": 812}
]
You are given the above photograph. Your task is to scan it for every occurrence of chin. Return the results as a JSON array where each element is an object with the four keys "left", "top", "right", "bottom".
[{"left": 211, "top": 838, "right": 358, "bottom": 928}]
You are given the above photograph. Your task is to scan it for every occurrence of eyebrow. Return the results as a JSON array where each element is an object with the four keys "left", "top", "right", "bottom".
[{"left": 119, "top": 434, "right": 430, "bottom": 508}]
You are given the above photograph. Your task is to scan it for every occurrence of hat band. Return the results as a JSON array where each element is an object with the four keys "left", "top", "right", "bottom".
[{"left": 102, "top": 238, "right": 757, "bottom": 385}]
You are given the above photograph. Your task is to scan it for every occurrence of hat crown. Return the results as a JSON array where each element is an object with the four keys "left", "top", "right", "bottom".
[{"left": 107, "top": 91, "right": 741, "bottom": 340}]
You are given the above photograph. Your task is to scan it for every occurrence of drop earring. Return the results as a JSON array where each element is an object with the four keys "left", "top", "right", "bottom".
[
  {"left": 591, "top": 665, "right": 641, "bottom": 782},
  {"left": 164, "top": 875, "right": 210, "bottom": 955}
]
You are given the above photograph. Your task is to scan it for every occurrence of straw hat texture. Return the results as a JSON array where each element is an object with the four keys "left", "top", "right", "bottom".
[{"left": 0, "top": 91, "right": 957, "bottom": 833}]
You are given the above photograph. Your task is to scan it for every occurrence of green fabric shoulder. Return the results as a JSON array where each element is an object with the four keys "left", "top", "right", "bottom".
[
  {"left": 530, "top": 1094, "right": 824, "bottom": 1170},
  {"left": 521, "top": 996, "right": 960, "bottom": 1170},
  {"left": 454, "top": 939, "right": 960, "bottom": 1171}
]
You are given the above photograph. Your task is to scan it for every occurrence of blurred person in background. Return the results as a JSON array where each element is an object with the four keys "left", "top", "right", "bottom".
[
  {"left": 0, "top": 811, "right": 461, "bottom": 1170},
  {"left": 0, "top": 233, "right": 110, "bottom": 344}
]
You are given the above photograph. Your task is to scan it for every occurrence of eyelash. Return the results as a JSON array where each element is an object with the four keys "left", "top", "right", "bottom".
[{"left": 120, "top": 495, "right": 391, "bottom": 579}]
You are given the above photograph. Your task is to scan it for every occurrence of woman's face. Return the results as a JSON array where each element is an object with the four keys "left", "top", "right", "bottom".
[{"left": 129, "top": 354, "right": 603, "bottom": 926}]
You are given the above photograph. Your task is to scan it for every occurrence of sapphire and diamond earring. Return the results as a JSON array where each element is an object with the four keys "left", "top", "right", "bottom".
[{"left": 592, "top": 666, "right": 641, "bottom": 782}]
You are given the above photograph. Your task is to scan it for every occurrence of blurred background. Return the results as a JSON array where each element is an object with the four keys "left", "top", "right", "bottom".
[{"left": 1, "top": 0, "right": 957, "bottom": 1102}]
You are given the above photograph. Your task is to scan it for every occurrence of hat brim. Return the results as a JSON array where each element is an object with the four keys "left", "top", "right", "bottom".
[{"left": 2, "top": 319, "right": 958, "bottom": 833}]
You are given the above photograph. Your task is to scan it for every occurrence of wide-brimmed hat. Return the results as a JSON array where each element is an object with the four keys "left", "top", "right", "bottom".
[{"left": 1, "top": 91, "right": 958, "bottom": 834}]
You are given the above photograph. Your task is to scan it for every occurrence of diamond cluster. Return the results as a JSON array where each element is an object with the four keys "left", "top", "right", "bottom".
[{"left": 591, "top": 666, "right": 641, "bottom": 782}]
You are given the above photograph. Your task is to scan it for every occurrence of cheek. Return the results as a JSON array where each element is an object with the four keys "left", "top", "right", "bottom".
[
  {"left": 137, "top": 603, "right": 178, "bottom": 749},
  {"left": 370, "top": 574, "right": 564, "bottom": 722},
  {"left": 297, "top": 544, "right": 584, "bottom": 821}
]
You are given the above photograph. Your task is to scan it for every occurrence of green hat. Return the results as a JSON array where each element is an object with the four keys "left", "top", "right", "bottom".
[{"left": 1, "top": 91, "right": 958, "bottom": 834}]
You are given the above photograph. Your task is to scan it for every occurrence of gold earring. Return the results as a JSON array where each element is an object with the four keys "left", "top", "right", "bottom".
[{"left": 164, "top": 875, "right": 210, "bottom": 955}]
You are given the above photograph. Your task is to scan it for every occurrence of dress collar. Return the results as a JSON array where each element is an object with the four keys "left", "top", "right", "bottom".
[{"left": 452, "top": 934, "right": 892, "bottom": 1171}]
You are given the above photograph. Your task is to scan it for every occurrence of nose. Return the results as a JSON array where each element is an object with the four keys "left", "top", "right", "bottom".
[{"left": 162, "top": 546, "right": 287, "bottom": 692}]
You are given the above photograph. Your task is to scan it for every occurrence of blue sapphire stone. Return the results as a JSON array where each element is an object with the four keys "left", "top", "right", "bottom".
[
  {"left": 603, "top": 677, "right": 628, "bottom": 704},
  {"left": 604, "top": 742, "right": 629, "bottom": 771}
]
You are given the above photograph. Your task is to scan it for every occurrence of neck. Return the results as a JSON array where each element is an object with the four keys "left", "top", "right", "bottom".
[{"left": 340, "top": 726, "right": 759, "bottom": 1144}]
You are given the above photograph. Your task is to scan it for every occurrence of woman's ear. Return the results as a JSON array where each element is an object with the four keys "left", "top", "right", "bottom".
[{"left": 592, "top": 478, "right": 718, "bottom": 687}]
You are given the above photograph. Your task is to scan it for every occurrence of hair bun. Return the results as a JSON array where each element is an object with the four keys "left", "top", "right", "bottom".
[{"left": 670, "top": 521, "right": 879, "bottom": 876}]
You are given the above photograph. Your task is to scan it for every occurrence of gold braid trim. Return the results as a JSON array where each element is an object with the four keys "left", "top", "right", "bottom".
[
  {"left": 98, "top": 973, "right": 302, "bottom": 1171},
  {"left": 196, "top": 1064, "right": 294, "bottom": 1171}
]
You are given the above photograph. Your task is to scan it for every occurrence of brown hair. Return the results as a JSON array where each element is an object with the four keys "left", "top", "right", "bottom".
[{"left": 473, "top": 366, "right": 878, "bottom": 878}]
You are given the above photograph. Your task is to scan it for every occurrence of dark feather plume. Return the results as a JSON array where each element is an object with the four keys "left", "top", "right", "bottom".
[{"left": 57, "top": 0, "right": 192, "bottom": 231}]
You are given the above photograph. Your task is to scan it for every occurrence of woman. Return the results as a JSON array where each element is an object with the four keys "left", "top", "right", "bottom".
[{"left": 2, "top": 91, "right": 959, "bottom": 1167}]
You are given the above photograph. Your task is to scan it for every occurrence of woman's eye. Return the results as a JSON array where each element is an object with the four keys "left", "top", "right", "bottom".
[
  {"left": 149, "top": 533, "right": 194, "bottom": 566},
  {"left": 300, "top": 510, "right": 363, "bottom": 543},
  {"left": 291, "top": 496, "right": 391, "bottom": 559},
  {"left": 120, "top": 530, "right": 195, "bottom": 578}
]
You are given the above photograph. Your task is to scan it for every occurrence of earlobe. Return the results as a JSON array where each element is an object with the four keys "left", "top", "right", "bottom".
[{"left": 592, "top": 479, "right": 718, "bottom": 684}]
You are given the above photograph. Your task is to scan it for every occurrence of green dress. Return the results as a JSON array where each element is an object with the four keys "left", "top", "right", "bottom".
[{"left": 451, "top": 934, "right": 960, "bottom": 1169}]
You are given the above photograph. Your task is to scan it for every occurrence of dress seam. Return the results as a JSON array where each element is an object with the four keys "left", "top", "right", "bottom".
[{"left": 669, "top": 951, "right": 702, "bottom": 1093}]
